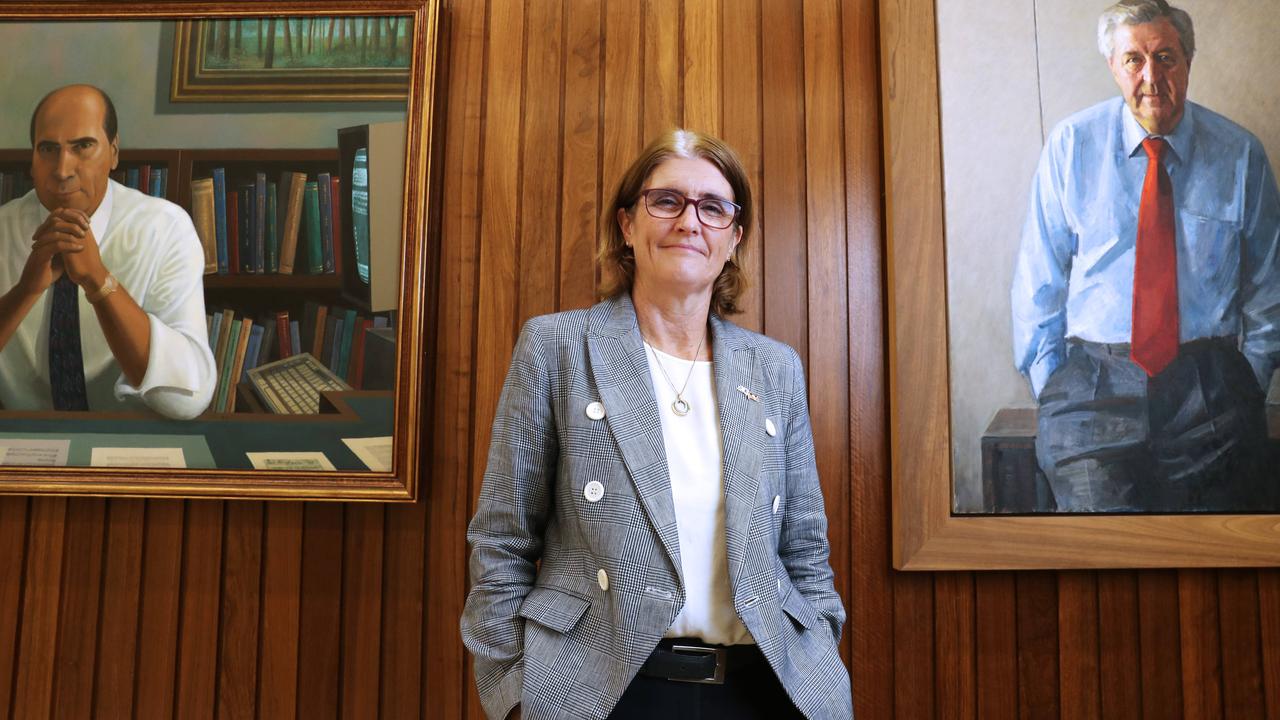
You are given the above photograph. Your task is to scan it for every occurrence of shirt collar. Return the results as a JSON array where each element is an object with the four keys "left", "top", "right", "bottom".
[{"left": 1122, "top": 101, "right": 1194, "bottom": 165}]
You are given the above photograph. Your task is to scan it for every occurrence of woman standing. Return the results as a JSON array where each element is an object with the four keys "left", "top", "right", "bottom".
[{"left": 462, "top": 129, "right": 851, "bottom": 720}]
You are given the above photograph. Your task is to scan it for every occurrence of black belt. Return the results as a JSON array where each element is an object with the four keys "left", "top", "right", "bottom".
[{"left": 637, "top": 638, "right": 761, "bottom": 685}]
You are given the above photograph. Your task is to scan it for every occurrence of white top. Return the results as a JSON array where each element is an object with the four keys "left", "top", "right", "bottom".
[
  {"left": 0, "top": 181, "right": 216, "bottom": 419},
  {"left": 644, "top": 342, "right": 754, "bottom": 646}
]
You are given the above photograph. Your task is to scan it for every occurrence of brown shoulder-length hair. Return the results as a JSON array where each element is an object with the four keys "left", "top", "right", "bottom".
[{"left": 597, "top": 128, "right": 754, "bottom": 316}]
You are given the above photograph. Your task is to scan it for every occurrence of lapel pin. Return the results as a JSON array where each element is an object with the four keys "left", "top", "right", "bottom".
[{"left": 736, "top": 385, "right": 760, "bottom": 402}]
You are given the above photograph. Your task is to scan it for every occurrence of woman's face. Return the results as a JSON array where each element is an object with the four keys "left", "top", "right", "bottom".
[{"left": 618, "top": 157, "right": 741, "bottom": 302}]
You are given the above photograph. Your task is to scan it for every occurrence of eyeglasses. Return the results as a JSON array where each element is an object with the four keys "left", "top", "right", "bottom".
[{"left": 638, "top": 189, "right": 741, "bottom": 229}]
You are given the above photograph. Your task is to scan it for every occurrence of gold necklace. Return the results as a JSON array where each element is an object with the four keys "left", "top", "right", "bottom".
[{"left": 645, "top": 333, "right": 706, "bottom": 417}]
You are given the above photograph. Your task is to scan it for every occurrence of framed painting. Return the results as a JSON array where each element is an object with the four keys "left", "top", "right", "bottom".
[
  {"left": 883, "top": 0, "right": 1280, "bottom": 569},
  {"left": 0, "top": 0, "right": 440, "bottom": 501},
  {"left": 170, "top": 15, "right": 412, "bottom": 102}
]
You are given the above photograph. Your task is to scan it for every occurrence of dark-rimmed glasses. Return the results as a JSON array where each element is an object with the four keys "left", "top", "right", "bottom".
[{"left": 638, "top": 189, "right": 740, "bottom": 229}]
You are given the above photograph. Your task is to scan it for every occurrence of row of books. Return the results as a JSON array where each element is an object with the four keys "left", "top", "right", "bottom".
[
  {"left": 0, "top": 171, "right": 33, "bottom": 206},
  {"left": 190, "top": 169, "right": 343, "bottom": 278},
  {"left": 110, "top": 165, "right": 169, "bottom": 199},
  {"left": 205, "top": 301, "right": 391, "bottom": 414}
]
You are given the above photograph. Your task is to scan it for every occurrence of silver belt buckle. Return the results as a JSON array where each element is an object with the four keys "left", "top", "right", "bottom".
[{"left": 669, "top": 645, "right": 726, "bottom": 685}]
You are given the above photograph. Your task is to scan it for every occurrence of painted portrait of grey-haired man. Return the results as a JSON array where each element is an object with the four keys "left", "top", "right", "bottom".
[{"left": 1011, "top": 0, "right": 1280, "bottom": 512}]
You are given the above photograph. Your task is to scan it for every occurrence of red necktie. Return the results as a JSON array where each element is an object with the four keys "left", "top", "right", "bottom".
[{"left": 1131, "top": 137, "right": 1179, "bottom": 376}]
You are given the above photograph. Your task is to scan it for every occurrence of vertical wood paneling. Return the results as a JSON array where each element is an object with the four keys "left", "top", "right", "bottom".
[
  {"left": 975, "top": 573, "right": 1018, "bottom": 720},
  {"left": 382, "top": 500, "right": 426, "bottom": 720},
  {"left": 216, "top": 501, "right": 263, "bottom": 720},
  {"left": 175, "top": 501, "right": 225, "bottom": 720},
  {"left": 340, "top": 504, "right": 386, "bottom": 718},
  {"left": 429, "top": 1, "right": 486, "bottom": 719},
  {"left": 802, "top": 0, "right": 851, "bottom": 663},
  {"left": 1057, "top": 571, "right": 1100, "bottom": 720},
  {"left": 93, "top": 499, "right": 145, "bottom": 719},
  {"left": 2, "top": 4, "right": 1276, "bottom": 720},
  {"left": 602, "top": 0, "right": 643, "bottom": 196},
  {"left": 682, "top": 0, "right": 721, "bottom": 135},
  {"left": 1097, "top": 571, "right": 1143, "bottom": 719},
  {"left": 719, "top": 0, "right": 763, "bottom": 332},
  {"left": 518, "top": 0, "right": 565, "bottom": 320},
  {"left": 0, "top": 497, "right": 28, "bottom": 718},
  {"left": 559, "top": 0, "right": 603, "bottom": 311},
  {"left": 257, "top": 502, "right": 302, "bottom": 720},
  {"left": 641, "top": 0, "right": 681, "bottom": 139},
  {"left": 1260, "top": 569, "right": 1280, "bottom": 720},
  {"left": 759, "top": 0, "right": 808, "bottom": 357},
  {"left": 1015, "top": 572, "right": 1060, "bottom": 718},
  {"left": 133, "top": 500, "right": 184, "bottom": 718},
  {"left": 12, "top": 498, "right": 67, "bottom": 719},
  {"left": 934, "top": 572, "right": 975, "bottom": 720},
  {"left": 51, "top": 498, "right": 106, "bottom": 720},
  {"left": 894, "top": 574, "right": 934, "bottom": 719},
  {"left": 842, "top": 0, "right": 891, "bottom": 713},
  {"left": 1179, "top": 569, "right": 1223, "bottom": 720},
  {"left": 1138, "top": 571, "right": 1183, "bottom": 719},
  {"left": 1218, "top": 570, "right": 1266, "bottom": 718},
  {"left": 296, "top": 503, "right": 343, "bottom": 720}
]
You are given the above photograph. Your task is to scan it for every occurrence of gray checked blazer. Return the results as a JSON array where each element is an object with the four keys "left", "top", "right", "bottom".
[{"left": 461, "top": 294, "right": 852, "bottom": 720}]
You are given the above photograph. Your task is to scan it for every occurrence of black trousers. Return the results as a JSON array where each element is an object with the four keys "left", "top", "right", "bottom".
[
  {"left": 607, "top": 642, "right": 804, "bottom": 720},
  {"left": 1036, "top": 338, "right": 1275, "bottom": 512}
]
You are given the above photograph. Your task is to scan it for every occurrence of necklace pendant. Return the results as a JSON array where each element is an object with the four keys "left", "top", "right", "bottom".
[{"left": 671, "top": 398, "right": 691, "bottom": 416}]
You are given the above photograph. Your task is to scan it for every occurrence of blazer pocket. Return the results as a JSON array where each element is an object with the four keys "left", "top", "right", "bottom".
[
  {"left": 779, "top": 583, "right": 822, "bottom": 632},
  {"left": 518, "top": 585, "right": 591, "bottom": 635}
]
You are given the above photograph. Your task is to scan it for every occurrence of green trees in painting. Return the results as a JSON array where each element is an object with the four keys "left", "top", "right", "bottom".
[{"left": 203, "top": 17, "right": 409, "bottom": 70}]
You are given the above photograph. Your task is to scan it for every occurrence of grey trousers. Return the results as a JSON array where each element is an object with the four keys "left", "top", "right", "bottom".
[{"left": 1035, "top": 338, "right": 1274, "bottom": 512}]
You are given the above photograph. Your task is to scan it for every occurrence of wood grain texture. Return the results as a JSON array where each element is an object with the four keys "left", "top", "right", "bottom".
[
  {"left": 175, "top": 501, "right": 225, "bottom": 720},
  {"left": 759, "top": 0, "right": 809, "bottom": 361},
  {"left": 975, "top": 572, "right": 1018, "bottom": 720},
  {"left": 1218, "top": 570, "right": 1266, "bottom": 719},
  {"left": 0, "top": 498, "right": 29, "bottom": 718},
  {"left": 1137, "top": 571, "right": 1182, "bottom": 719},
  {"left": 216, "top": 501, "right": 263, "bottom": 720},
  {"left": 340, "top": 504, "right": 385, "bottom": 718},
  {"left": 934, "top": 572, "right": 975, "bottom": 720},
  {"left": 0, "top": 2, "right": 1273, "bottom": 719},
  {"left": 13, "top": 498, "right": 67, "bottom": 720},
  {"left": 51, "top": 498, "right": 106, "bottom": 720},
  {"left": 1097, "top": 571, "right": 1143, "bottom": 720},
  {"left": 894, "top": 573, "right": 934, "bottom": 719},
  {"left": 257, "top": 502, "right": 302, "bottom": 720},
  {"left": 94, "top": 500, "right": 145, "bottom": 719},
  {"left": 1015, "top": 572, "right": 1060, "bottom": 719},
  {"left": 1057, "top": 572, "right": 1100, "bottom": 720},
  {"left": 1259, "top": 569, "right": 1280, "bottom": 720},
  {"left": 1178, "top": 569, "right": 1223, "bottom": 720},
  {"left": 296, "top": 503, "right": 343, "bottom": 720},
  {"left": 133, "top": 500, "right": 184, "bottom": 718}
]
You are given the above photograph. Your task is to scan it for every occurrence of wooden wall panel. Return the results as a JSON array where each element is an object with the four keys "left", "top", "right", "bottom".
[{"left": 0, "top": 2, "right": 1274, "bottom": 719}]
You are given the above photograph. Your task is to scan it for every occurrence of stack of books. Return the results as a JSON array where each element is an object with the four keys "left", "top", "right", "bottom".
[{"left": 190, "top": 169, "right": 343, "bottom": 278}]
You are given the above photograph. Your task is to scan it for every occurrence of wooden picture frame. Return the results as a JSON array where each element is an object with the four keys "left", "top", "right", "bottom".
[
  {"left": 170, "top": 15, "right": 412, "bottom": 103},
  {"left": 882, "top": 0, "right": 1280, "bottom": 569},
  {"left": 0, "top": 0, "right": 440, "bottom": 501}
]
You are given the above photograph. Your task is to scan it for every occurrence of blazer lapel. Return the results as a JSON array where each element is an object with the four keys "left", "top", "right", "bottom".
[
  {"left": 586, "top": 295, "right": 684, "bottom": 584},
  {"left": 710, "top": 315, "right": 764, "bottom": 586}
]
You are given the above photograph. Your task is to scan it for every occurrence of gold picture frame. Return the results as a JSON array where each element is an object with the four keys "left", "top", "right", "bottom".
[
  {"left": 170, "top": 13, "right": 412, "bottom": 103},
  {"left": 0, "top": 0, "right": 440, "bottom": 501},
  {"left": 882, "top": 0, "right": 1280, "bottom": 569}
]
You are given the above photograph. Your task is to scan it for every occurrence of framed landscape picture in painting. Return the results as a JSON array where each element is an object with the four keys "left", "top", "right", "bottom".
[
  {"left": 883, "top": 0, "right": 1280, "bottom": 569},
  {"left": 170, "top": 14, "right": 413, "bottom": 102},
  {"left": 0, "top": 0, "right": 440, "bottom": 501}
]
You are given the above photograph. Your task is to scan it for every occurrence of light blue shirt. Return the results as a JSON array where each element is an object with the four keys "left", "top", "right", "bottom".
[{"left": 1012, "top": 98, "right": 1280, "bottom": 397}]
